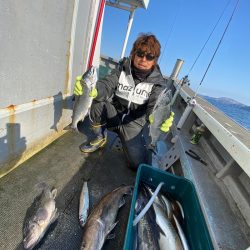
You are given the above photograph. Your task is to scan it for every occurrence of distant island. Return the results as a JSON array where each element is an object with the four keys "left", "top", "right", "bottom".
[
  {"left": 199, "top": 95, "right": 250, "bottom": 130},
  {"left": 200, "top": 95, "right": 250, "bottom": 111}
]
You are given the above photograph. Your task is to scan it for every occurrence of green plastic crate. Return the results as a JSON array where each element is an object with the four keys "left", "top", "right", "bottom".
[{"left": 123, "top": 164, "right": 214, "bottom": 250}]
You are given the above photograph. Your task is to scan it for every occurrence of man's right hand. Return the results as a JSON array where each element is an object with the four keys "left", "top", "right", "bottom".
[{"left": 73, "top": 76, "right": 83, "bottom": 95}]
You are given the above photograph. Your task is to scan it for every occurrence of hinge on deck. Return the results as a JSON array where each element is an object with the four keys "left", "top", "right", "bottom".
[{"left": 151, "top": 141, "right": 180, "bottom": 170}]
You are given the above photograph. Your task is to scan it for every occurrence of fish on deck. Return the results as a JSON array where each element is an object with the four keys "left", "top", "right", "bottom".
[
  {"left": 79, "top": 181, "right": 89, "bottom": 227},
  {"left": 23, "top": 183, "right": 58, "bottom": 250},
  {"left": 80, "top": 185, "right": 132, "bottom": 250}
]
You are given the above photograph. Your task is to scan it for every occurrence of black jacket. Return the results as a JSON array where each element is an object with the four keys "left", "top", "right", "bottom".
[{"left": 95, "top": 57, "right": 167, "bottom": 124}]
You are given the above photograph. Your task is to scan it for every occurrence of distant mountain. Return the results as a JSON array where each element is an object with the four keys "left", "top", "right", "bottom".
[
  {"left": 200, "top": 95, "right": 250, "bottom": 110},
  {"left": 215, "top": 97, "right": 244, "bottom": 105},
  {"left": 241, "top": 106, "right": 250, "bottom": 111},
  {"left": 200, "top": 95, "right": 250, "bottom": 130}
]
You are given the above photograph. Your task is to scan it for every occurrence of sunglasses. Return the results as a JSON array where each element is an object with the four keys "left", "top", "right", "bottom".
[{"left": 135, "top": 50, "right": 155, "bottom": 61}]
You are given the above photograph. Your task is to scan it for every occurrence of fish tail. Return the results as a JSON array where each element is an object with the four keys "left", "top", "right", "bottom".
[{"left": 63, "top": 124, "right": 80, "bottom": 133}]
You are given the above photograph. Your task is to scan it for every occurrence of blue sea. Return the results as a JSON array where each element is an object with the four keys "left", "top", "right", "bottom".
[{"left": 203, "top": 96, "right": 250, "bottom": 131}]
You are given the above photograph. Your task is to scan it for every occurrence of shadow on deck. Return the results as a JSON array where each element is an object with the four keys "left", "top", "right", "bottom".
[{"left": 0, "top": 119, "right": 136, "bottom": 250}]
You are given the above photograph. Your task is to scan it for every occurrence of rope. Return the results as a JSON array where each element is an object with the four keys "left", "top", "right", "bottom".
[
  {"left": 88, "top": 0, "right": 106, "bottom": 69},
  {"left": 193, "top": 0, "right": 240, "bottom": 98},
  {"left": 159, "top": 0, "right": 182, "bottom": 65},
  {"left": 188, "top": 0, "right": 231, "bottom": 75}
]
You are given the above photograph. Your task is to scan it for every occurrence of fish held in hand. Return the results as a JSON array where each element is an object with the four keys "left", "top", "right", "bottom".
[
  {"left": 71, "top": 66, "right": 98, "bottom": 132},
  {"left": 149, "top": 88, "right": 172, "bottom": 147}
]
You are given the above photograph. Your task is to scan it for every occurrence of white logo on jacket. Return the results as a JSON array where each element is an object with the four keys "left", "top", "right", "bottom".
[{"left": 116, "top": 71, "right": 154, "bottom": 105}]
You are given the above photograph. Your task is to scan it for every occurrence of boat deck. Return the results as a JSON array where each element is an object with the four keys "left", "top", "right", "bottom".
[
  {"left": 173, "top": 125, "right": 250, "bottom": 249},
  {"left": 1, "top": 110, "right": 250, "bottom": 250},
  {"left": 183, "top": 85, "right": 250, "bottom": 147},
  {"left": 0, "top": 119, "right": 136, "bottom": 250}
]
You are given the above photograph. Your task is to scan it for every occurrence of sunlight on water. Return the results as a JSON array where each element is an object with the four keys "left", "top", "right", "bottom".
[{"left": 204, "top": 97, "right": 250, "bottom": 131}]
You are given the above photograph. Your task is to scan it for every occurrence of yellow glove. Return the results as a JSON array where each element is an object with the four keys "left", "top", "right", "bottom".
[
  {"left": 73, "top": 76, "right": 83, "bottom": 95},
  {"left": 73, "top": 76, "right": 98, "bottom": 98},
  {"left": 149, "top": 114, "right": 154, "bottom": 124},
  {"left": 160, "top": 112, "right": 175, "bottom": 132},
  {"left": 89, "top": 88, "right": 98, "bottom": 98}
]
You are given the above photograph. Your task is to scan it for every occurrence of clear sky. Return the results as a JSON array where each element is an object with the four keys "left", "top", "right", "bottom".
[{"left": 100, "top": 0, "right": 250, "bottom": 106}]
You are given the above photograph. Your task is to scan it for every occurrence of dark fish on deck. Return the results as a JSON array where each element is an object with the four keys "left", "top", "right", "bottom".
[
  {"left": 71, "top": 66, "right": 97, "bottom": 132},
  {"left": 80, "top": 185, "right": 132, "bottom": 250},
  {"left": 149, "top": 88, "right": 172, "bottom": 147},
  {"left": 23, "top": 183, "right": 58, "bottom": 250}
]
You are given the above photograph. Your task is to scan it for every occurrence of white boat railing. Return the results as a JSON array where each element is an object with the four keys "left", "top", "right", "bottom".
[{"left": 177, "top": 84, "right": 250, "bottom": 178}]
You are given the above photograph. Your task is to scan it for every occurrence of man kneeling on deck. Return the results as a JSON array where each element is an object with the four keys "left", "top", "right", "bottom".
[{"left": 74, "top": 33, "right": 174, "bottom": 169}]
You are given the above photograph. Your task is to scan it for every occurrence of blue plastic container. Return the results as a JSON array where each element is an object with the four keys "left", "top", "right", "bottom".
[{"left": 123, "top": 164, "right": 214, "bottom": 250}]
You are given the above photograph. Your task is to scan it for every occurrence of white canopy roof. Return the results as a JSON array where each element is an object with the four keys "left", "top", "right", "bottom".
[{"left": 106, "top": 0, "right": 149, "bottom": 10}]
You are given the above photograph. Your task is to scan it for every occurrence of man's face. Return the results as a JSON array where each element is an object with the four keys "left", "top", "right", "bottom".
[{"left": 133, "top": 48, "right": 156, "bottom": 71}]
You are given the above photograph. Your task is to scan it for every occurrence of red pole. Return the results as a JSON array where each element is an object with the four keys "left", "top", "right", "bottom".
[{"left": 87, "top": 0, "right": 106, "bottom": 69}]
